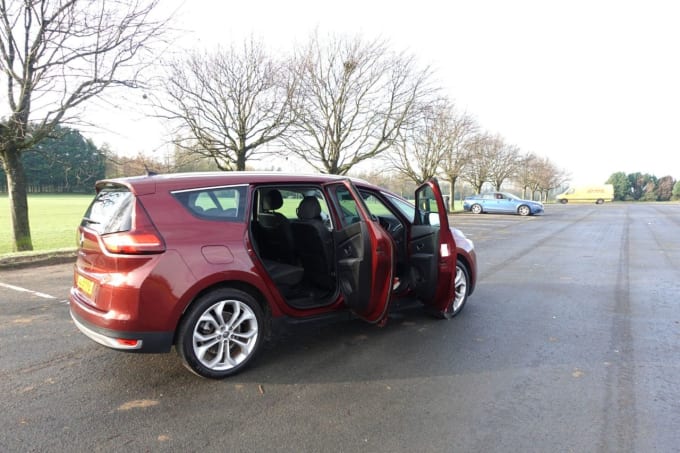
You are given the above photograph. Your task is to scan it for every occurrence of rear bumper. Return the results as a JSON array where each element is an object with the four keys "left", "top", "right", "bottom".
[{"left": 70, "top": 308, "right": 173, "bottom": 353}]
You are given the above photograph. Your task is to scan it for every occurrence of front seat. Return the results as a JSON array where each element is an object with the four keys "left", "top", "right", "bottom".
[{"left": 291, "top": 196, "right": 334, "bottom": 290}]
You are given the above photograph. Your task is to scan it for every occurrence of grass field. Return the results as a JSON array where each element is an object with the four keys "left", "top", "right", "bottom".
[{"left": 0, "top": 193, "right": 93, "bottom": 255}]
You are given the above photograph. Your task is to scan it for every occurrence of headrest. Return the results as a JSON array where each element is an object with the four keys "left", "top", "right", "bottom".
[
  {"left": 297, "top": 196, "right": 321, "bottom": 220},
  {"left": 262, "top": 189, "right": 283, "bottom": 211}
]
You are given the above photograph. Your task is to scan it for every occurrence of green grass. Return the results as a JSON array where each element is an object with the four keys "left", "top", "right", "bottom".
[{"left": 0, "top": 193, "right": 93, "bottom": 254}]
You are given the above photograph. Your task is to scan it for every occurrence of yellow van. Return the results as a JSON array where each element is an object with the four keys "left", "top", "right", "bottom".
[{"left": 555, "top": 184, "right": 614, "bottom": 204}]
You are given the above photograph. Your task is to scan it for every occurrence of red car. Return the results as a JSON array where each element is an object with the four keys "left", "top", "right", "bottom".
[{"left": 70, "top": 172, "right": 477, "bottom": 378}]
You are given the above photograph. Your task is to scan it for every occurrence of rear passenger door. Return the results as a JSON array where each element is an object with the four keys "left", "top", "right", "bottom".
[{"left": 325, "top": 180, "right": 394, "bottom": 323}]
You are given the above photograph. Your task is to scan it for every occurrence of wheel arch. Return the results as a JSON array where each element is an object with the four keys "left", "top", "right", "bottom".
[
  {"left": 456, "top": 254, "right": 476, "bottom": 296},
  {"left": 173, "top": 280, "right": 272, "bottom": 345}
]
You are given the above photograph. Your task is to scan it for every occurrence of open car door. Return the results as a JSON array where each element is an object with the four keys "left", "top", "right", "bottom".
[
  {"left": 410, "top": 179, "right": 457, "bottom": 312},
  {"left": 325, "top": 180, "right": 395, "bottom": 323}
]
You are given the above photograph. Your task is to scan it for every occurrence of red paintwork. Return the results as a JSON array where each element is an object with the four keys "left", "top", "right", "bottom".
[{"left": 69, "top": 172, "right": 477, "bottom": 352}]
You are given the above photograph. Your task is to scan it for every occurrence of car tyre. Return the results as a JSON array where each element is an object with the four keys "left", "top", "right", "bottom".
[
  {"left": 177, "top": 288, "right": 264, "bottom": 379},
  {"left": 559, "top": 199, "right": 568, "bottom": 204},
  {"left": 471, "top": 204, "right": 483, "bottom": 214},
  {"left": 438, "top": 259, "right": 470, "bottom": 319},
  {"left": 518, "top": 205, "right": 531, "bottom": 216},
  {"left": 596, "top": 199, "right": 604, "bottom": 204}
]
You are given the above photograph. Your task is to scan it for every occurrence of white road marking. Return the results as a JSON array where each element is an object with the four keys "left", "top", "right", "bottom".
[{"left": 0, "top": 282, "right": 56, "bottom": 299}]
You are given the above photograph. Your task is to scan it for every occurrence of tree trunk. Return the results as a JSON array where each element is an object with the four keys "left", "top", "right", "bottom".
[
  {"left": 449, "top": 176, "right": 458, "bottom": 212},
  {"left": 236, "top": 150, "right": 246, "bottom": 171},
  {"left": 2, "top": 147, "right": 33, "bottom": 251}
]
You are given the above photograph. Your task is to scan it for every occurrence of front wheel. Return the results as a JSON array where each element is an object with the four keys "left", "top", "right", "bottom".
[
  {"left": 559, "top": 199, "right": 568, "bottom": 204},
  {"left": 177, "top": 288, "right": 265, "bottom": 379},
  {"left": 596, "top": 199, "right": 604, "bottom": 204},
  {"left": 471, "top": 204, "right": 483, "bottom": 214},
  {"left": 517, "top": 205, "right": 531, "bottom": 216},
  {"left": 438, "top": 259, "right": 470, "bottom": 319}
]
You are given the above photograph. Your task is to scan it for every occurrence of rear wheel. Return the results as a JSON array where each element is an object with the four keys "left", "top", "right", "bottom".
[
  {"left": 471, "top": 204, "right": 483, "bottom": 214},
  {"left": 518, "top": 205, "right": 531, "bottom": 216},
  {"left": 559, "top": 199, "right": 568, "bottom": 204},
  {"left": 438, "top": 259, "right": 470, "bottom": 319},
  {"left": 596, "top": 199, "right": 604, "bottom": 204},
  {"left": 177, "top": 288, "right": 264, "bottom": 379}
]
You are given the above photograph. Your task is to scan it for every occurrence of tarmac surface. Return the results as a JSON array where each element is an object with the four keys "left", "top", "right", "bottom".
[{"left": 1, "top": 203, "right": 679, "bottom": 452}]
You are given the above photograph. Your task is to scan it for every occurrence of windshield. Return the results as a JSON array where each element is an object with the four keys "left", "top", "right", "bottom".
[{"left": 382, "top": 192, "right": 416, "bottom": 223}]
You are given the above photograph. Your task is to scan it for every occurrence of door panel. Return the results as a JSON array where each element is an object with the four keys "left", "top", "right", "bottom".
[
  {"left": 334, "top": 222, "right": 372, "bottom": 313},
  {"left": 409, "top": 225, "right": 440, "bottom": 303},
  {"left": 412, "top": 179, "right": 457, "bottom": 311},
  {"left": 326, "top": 181, "right": 394, "bottom": 323}
]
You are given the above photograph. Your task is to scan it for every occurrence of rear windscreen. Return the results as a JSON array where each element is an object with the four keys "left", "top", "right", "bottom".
[{"left": 81, "top": 185, "right": 134, "bottom": 234}]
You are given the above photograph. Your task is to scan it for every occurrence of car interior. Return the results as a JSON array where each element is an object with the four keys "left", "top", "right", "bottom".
[
  {"left": 249, "top": 186, "right": 412, "bottom": 309},
  {"left": 250, "top": 187, "right": 338, "bottom": 308}
]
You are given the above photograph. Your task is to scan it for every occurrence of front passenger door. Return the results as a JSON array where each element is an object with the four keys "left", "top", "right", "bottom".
[{"left": 410, "top": 179, "right": 457, "bottom": 312}]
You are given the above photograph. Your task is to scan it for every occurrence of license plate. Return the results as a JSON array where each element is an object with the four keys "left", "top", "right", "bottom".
[{"left": 76, "top": 274, "right": 95, "bottom": 298}]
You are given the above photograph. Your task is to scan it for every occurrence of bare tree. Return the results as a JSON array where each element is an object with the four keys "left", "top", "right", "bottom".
[
  {"left": 527, "top": 155, "right": 567, "bottom": 201},
  {"left": 0, "top": 0, "right": 169, "bottom": 251},
  {"left": 158, "top": 39, "right": 295, "bottom": 171},
  {"left": 387, "top": 99, "right": 451, "bottom": 185},
  {"left": 487, "top": 135, "right": 519, "bottom": 191},
  {"left": 285, "top": 32, "right": 433, "bottom": 175},
  {"left": 516, "top": 152, "right": 540, "bottom": 199},
  {"left": 439, "top": 109, "right": 477, "bottom": 210},
  {"left": 461, "top": 133, "right": 496, "bottom": 193}
]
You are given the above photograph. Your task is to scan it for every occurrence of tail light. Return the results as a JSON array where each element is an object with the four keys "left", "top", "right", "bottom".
[{"left": 101, "top": 201, "right": 165, "bottom": 255}]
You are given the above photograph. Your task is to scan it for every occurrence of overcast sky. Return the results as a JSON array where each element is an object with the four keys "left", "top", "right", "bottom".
[{"left": 87, "top": 0, "right": 680, "bottom": 185}]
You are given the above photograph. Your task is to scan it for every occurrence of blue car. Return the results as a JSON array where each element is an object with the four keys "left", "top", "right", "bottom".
[{"left": 463, "top": 192, "right": 544, "bottom": 216}]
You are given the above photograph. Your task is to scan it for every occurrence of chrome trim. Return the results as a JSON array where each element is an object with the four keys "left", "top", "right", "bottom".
[
  {"left": 70, "top": 312, "right": 142, "bottom": 350},
  {"left": 170, "top": 184, "right": 249, "bottom": 194}
]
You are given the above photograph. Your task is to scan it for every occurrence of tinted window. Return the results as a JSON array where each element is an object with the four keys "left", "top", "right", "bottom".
[
  {"left": 334, "top": 186, "right": 361, "bottom": 227},
  {"left": 81, "top": 185, "right": 134, "bottom": 234},
  {"left": 174, "top": 186, "right": 247, "bottom": 222}
]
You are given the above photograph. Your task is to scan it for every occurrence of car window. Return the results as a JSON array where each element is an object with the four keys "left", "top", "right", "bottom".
[
  {"left": 361, "top": 192, "right": 395, "bottom": 217},
  {"left": 382, "top": 192, "right": 415, "bottom": 223},
  {"left": 415, "top": 184, "right": 441, "bottom": 226},
  {"left": 81, "top": 185, "right": 133, "bottom": 234},
  {"left": 333, "top": 186, "right": 362, "bottom": 227},
  {"left": 173, "top": 185, "right": 247, "bottom": 222}
]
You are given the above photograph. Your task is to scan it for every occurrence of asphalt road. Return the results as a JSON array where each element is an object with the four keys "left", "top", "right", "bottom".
[{"left": 1, "top": 203, "right": 679, "bottom": 452}]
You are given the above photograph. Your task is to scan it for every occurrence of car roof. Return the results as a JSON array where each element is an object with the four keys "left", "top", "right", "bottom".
[{"left": 96, "top": 171, "right": 381, "bottom": 195}]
